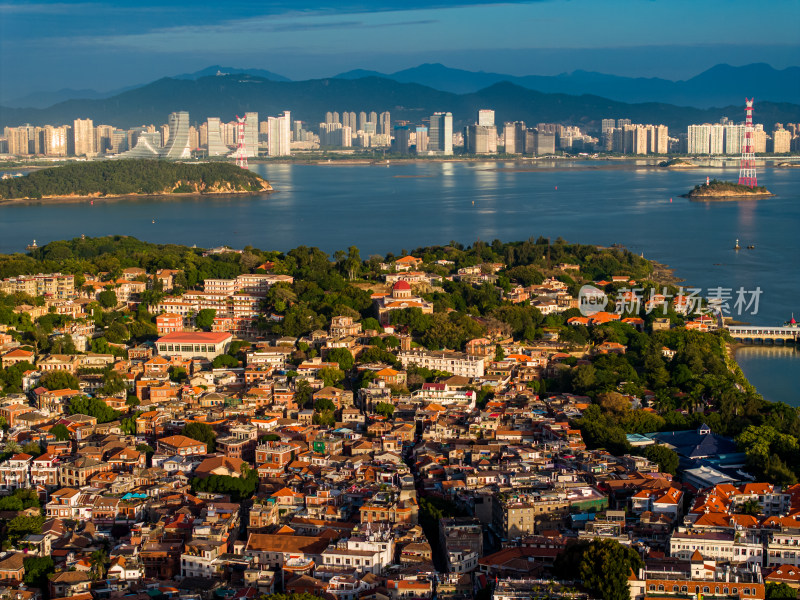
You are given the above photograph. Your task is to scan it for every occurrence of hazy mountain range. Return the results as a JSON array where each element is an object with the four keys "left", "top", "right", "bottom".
[
  {"left": 2, "top": 62, "right": 798, "bottom": 110},
  {"left": 334, "top": 63, "right": 800, "bottom": 108},
  {"left": 2, "top": 74, "right": 799, "bottom": 132}
]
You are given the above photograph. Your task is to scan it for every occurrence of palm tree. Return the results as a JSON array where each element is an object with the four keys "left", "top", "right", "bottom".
[
  {"left": 89, "top": 549, "right": 107, "bottom": 580},
  {"left": 3, "top": 440, "right": 21, "bottom": 455}
]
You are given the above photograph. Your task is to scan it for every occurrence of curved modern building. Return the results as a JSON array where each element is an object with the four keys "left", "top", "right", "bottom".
[
  {"left": 114, "top": 131, "right": 161, "bottom": 159},
  {"left": 161, "top": 111, "right": 191, "bottom": 159}
]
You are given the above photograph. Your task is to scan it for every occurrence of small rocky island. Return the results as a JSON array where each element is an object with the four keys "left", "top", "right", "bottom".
[
  {"left": 683, "top": 178, "right": 773, "bottom": 200},
  {"left": 658, "top": 158, "right": 698, "bottom": 169},
  {"left": 0, "top": 159, "right": 272, "bottom": 202}
]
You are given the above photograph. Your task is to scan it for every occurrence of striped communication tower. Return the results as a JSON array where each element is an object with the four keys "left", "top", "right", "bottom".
[
  {"left": 235, "top": 115, "right": 248, "bottom": 169},
  {"left": 737, "top": 99, "right": 757, "bottom": 188}
]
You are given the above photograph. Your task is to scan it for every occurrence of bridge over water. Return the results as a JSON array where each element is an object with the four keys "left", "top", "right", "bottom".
[{"left": 727, "top": 325, "right": 800, "bottom": 344}]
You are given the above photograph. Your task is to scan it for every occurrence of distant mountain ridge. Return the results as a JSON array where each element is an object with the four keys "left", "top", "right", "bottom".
[
  {"left": 170, "top": 65, "right": 291, "bottom": 82},
  {"left": 2, "top": 75, "right": 798, "bottom": 133},
  {"left": 0, "top": 65, "right": 291, "bottom": 109},
  {"left": 3, "top": 62, "right": 797, "bottom": 111},
  {"left": 334, "top": 62, "right": 800, "bottom": 108}
]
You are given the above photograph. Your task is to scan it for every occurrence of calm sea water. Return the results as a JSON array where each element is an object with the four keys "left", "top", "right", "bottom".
[
  {"left": 1, "top": 159, "right": 798, "bottom": 404},
  {"left": 734, "top": 346, "right": 800, "bottom": 406}
]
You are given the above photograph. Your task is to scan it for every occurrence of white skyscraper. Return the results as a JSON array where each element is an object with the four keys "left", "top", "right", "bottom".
[
  {"left": 709, "top": 124, "right": 725, "bottom": 155},
  {"left": 267, "top": 111, "right": 291, "bottom": 156},
  {"left": 724, "top": 124, "right": 745, "bottom": 155},
  {"left": 205, "top": 118, "right": 228, "bottom": 156},
  {"left": 429, "top": 112, "right": 453, "bottom": 155},
  {"left": 478, "top": 109, "right": 495, "bottom": 127},
  {"left": 244, "top": 112, "right": 258, "bottom": 157},
  {"left": 161, "top": 111, "right": 192, "bottom": 159},
  {"left": 687, "top": 124, "right": 711, "bottom": 154}
]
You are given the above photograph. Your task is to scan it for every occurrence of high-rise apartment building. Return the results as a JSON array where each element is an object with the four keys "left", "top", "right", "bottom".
[
  {"left": 358, "top": 111, "right": 367, "bottom": 131},
  {"left": 267, "top": 111, "right": 291, "bottom": 156},
  {"left": 429, "top": 112, "right": 453, "bottom": 155},
  {"left": 687, "top": 124, "right": 711, "bottom": 154},
  {"left": 632, "top": 126, "right": 648, "bottom": 154},
  {"left": 415, "top": 126, "right": 428, "bottom": 154},
  {"left": 110, "top": 129, "right": 128, "bottom": 154},
  {"left": 188, "top": 126, "right": 199, "bottom": 152},
  {"left": 648, "top": 125, "right": 669, "bottom": 154},
  {"left": 72, "top": 118, "right": 95, "bottom": 156},
  {"left": 503, "top": 121, "right": 526, "bottom": 154},
  {"left": 601, "top": 118, "right": 616, "bottom": 132},
  {"left": 772, "top": 127, "right": 791, "bottom": 153},
  {"left": 617, "top": 118, "right": 632, "bottom": 127},
  {"left": 752, "top": 126, "right": 767, "bottom": 153},
  {"left": 478, "top": 109, "right": 495, "bottom": 127},
  {"left": 724, "top": 125, "right": 745, "bottom": 155},
  {"left": 709, "top": 124, "right": 725, "bottom": 155},
  {"left": 465, "top": 125, "right": 497, "bottom": 154},
  {"left": 380, "top": 112, "right": 391, "bottom": 135},
  {"left": 319, "top": 123, "right": 351, "bottom": 147},
  {"left": 206, "top": 118, "right": 228, "bottom": 156},
  {"left": 244, "top": 112, "right": 258, "bottom": 157},
  {"left": 95, "top": 125, "right": 113, "bottom": 155},
  {"left": 393, "top": 125, "right": 411, "bottom": 154},
  {"left": 44, "top": 125, "right": 68, "bottom": 156}
]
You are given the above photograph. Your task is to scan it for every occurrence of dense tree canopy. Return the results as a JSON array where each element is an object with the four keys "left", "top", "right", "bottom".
[
  {"left": 182, "top": 422, "right": 216, "bottom": 452},
  {"left": 0, "top": 160, "right": 268, "bottom": 200}
]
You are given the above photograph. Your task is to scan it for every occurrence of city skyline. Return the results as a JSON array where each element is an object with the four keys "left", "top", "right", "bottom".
[{"left": 1, "top": 0, "right": 798, "bottom": 100}]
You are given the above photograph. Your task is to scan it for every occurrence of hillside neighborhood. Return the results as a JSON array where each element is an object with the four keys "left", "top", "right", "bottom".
[{"left": 0, "top": 238, "right": 798, "bottom": 600}]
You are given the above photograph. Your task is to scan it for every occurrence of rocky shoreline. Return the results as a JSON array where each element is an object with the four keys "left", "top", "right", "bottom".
[{"left": 0, "top": 180, "right": 273, "bottom": 205}]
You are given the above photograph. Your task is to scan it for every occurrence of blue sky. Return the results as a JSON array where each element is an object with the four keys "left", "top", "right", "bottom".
[{"left": 1, "top": 0, "right": 798, "bottom": 98}]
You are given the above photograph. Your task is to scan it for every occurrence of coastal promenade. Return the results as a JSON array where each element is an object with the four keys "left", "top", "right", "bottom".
[{"left": 727, "top": 324, "right": 800, "bottom": 344}]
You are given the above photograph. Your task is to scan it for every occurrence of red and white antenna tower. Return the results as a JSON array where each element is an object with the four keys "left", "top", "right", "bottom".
[
  {"left": 235, "top": 115, "right": 248, "bottom": 169},
  {"left": 738, "top": 98, "right": 757, "bottom": 188}
]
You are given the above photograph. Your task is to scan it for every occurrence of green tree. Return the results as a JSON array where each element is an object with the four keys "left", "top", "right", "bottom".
[
  {"left": 23, "top": 556, "right": 54, "bottom": 588},
  {"left": 314, "top": 397, "right": 335, "bottom": 412},
  {"left": 182, "top": 422, "right": 216, "bottom": 452},
  {"left": 7, "top": 514, "right": 45, "bottom": 543},
  {"left": 212, "top": 353, "right": 239, "bottom": 368},
  {"left": 89, "top": 549, "right": 108, "bottom": 580},
  {"left": 375, "top": 402, "right": 395, "bottom": 418},
  {"left": 195, "top": 308, "right": 216, "bottom": 331},
  {"left": 739, "top": 498, "right": 762, "bottom": 516},
  {"left": 766, "top": 582, "right": 796, "bottom": 599},
  {"left": 326, "top": 348, "right": 354, "bottom": 371},
  {"left": 105, "top": 321, "right": 130, "bottom": 343},
  {"left": 319, "top": 367, "right": 345, "bottom": 388},
  {"left": 97, "top": 289, "right": 118, "bottom": 308},
  {"left": 578, "top": 539, "right": 643, "bottom": 600},
  {"left": 21, "top": 441, "right": 42, "bottom": 456},
  {"left": 295, "top": 379, "right": 313, "bottom": 408},
  {"left": 169, "top": 366, "right": 188, "bottom": 382},
  {"left": 69, "top": 396, "right": 121, "bottom": 423},
  {"left": 639, "top": 444, "right": 679, "bottom": 475},
  {"left": 40, "top": 370, "right": 80, "bottom": 391},
  {"left": 97, "top": 370, "right": 126, "bottom": 396},
  {"left": 50, "top": 423, "right": 71, "bottom": 441}
]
